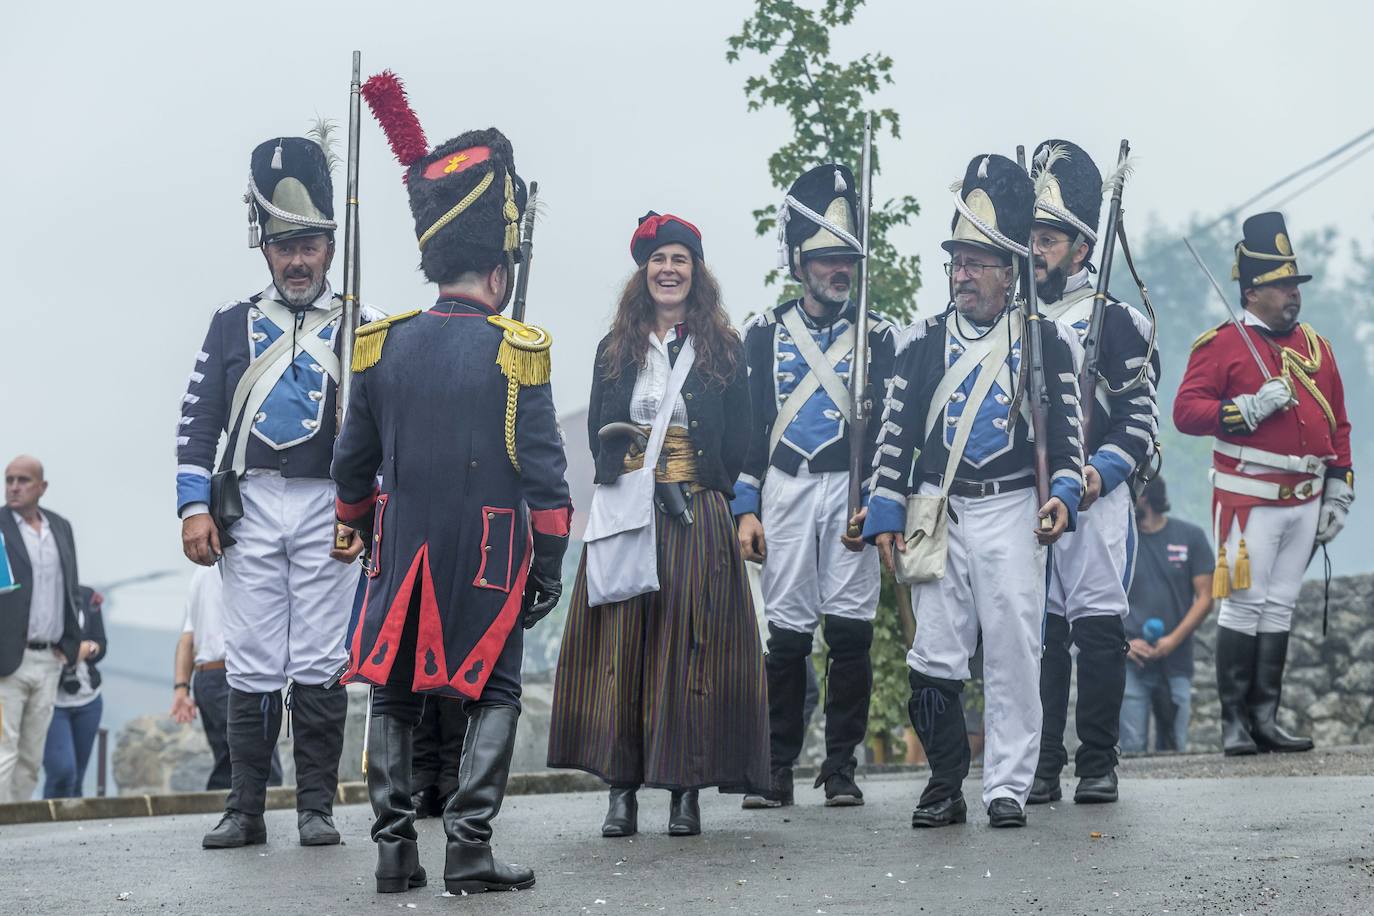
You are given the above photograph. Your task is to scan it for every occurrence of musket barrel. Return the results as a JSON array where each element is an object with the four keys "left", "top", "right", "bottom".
[
  {"left": 1078, "top": 139, "right": 1129, "bottom": 447},
  {"left": 846, "top": 114, "right": 874, "bottom": 531},
  {"left": 338, "top": 50, "right": 363, "bottom": 421},
  {"left": 511, "top": 181, "right": 538, "bottom": 324}
]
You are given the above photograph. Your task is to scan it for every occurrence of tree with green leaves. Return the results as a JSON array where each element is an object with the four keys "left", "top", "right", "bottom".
[{"left": 726, "top": 0, "right": 923, "bottom": 759}]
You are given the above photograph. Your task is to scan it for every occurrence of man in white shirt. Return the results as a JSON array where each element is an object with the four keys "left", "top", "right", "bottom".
[
  {"left": 0, "top": 455, "right": 82, "bottom": 802},
  {"left": 171, "top": 566, "right": 282, "bottom": 790}
]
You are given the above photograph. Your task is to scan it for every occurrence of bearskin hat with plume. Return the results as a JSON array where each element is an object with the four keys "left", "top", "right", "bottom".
[
  {"left": 361, "top": 71, "right": 525, "bottom": 284},
  {"left": 1031, "top": 139, "right": 1104, "bottom": 252},
  {"left": 943, "top": 153, "right": 1034, "bottom": 259}
]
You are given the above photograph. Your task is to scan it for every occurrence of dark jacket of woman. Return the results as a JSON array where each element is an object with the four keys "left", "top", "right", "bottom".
[{"left": 587, "top": 331, "right": 751, "bottom": 495}]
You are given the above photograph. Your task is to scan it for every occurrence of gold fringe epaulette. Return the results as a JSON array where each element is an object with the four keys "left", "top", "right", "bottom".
[
  {"left": 352, "top": 309, "right": 422, "bottom": 372},
  {"left": 1191, "top": 323, "right": 1225, "bottom": 353},
  {"left": 487, "top": 315, "right": 554, "bottom": 471}
]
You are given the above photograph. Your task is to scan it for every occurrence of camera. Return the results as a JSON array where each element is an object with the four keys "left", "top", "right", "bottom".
[{"left": 59, "top": 665, "right": 82, "bottom": 695}]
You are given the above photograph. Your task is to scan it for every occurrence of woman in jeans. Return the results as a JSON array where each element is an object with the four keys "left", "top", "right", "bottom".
[
  {"left": 547, "top": 212, "right": 768, "bottom": 836},
  {"left": 43, "top": 586, "right": 106, "bottom": 798}
]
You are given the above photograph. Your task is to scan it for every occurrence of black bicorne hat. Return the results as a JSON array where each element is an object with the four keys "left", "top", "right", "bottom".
[
  {"left": 780, "top": 163, "right": 863, "bottom": 280},
  {"left": 406, "top": 128, "right": 526, "bottom": 284},
  {"left": 1233, "top": 211, "right": 1312, "bottom": 290},
  {"left": 246, "top": 137, "right": 337, "bottom": 248},
  {"left": 943, "top": 154, "right": 1034, "bottom": 260},
  {"left": 1031, "top": 139, "right": 1103, "bottom": 248}
]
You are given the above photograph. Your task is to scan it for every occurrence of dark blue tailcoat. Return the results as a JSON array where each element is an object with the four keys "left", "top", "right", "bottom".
[{"left": 331, "top": 297, "right": 571, "bottom": 701}]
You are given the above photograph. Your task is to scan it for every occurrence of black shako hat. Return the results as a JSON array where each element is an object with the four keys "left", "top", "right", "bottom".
[
  {"left": 1031, "top": 139, "right": 1103, "bottom": 250},
  {"left": 1233, "top": 211, "right": 1312, "bottom": 291},
  {"left": 405, "top": 128, "right": 527, "bottom": 284},
  {"left": 943, "top": 153, "right": 1034, "bottom": 260},
  {"left": 631, "top": 212, "right": 704, "bottom": 266},
  {"left": 779, "top": 163, "right": 863, "bottom": 280},
  {"left": 246, "top": 137, "right": 337, "bottom": 248}
]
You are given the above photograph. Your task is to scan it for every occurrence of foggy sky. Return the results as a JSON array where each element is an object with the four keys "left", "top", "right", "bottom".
[{"left": 4, "top": 0, "right": 1372, "bottom": 626}]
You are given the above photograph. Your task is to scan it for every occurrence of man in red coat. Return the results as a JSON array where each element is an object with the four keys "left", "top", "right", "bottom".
[{"left": 1174, "top": 212, "right": 1353, "bottom": 756}]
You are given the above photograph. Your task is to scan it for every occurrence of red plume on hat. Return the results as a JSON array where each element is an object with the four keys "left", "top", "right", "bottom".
[{"left": 360, "top": 70, "right": 430, "bottom": 181}]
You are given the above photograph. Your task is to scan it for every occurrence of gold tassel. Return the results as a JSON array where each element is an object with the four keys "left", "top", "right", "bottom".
[
  {"left": 352, "top": 309, "right": 423, "bottom": 373},
  {"left": 503, "top": 171, "right": 520, "bottom": 253},
  {"left": 1212, "top": 543, "right": 1231, "bottom": 599},
  {"left": 495, "top": 338, "right": 551, "bottom": 387},
  {"left": 1232, "top": 538, "right": 1251, "bottom": 591}
]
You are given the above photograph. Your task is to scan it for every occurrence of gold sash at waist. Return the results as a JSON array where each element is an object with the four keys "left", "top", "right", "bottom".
[{"left": 621, "top": 427, "right": 703, "bottom": 489}]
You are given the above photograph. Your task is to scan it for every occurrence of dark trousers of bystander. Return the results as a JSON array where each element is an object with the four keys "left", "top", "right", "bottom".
[
  {"left": 42, "top": 696, "right": 103, "bottom": 799},
  {"left": 194, "top": 667, "right": 283, "bottom": 791}
]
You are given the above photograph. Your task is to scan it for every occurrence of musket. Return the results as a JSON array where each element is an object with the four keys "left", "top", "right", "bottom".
[
  {"left": 510, "top": 180, "right": 539, "bottom": 324},
  {"left": 846, "top": 114, "right": 874, "bottom": 537},
  {"left": 1182, "top": 236, "right": 1276, "bottom": 381},
  {"left": 1023, "top": 233, "right": 1054, "bottom": 531},
  {"left": 335, "top": 51, "right": 364, "bottom": 553},
  {"left": 1078, "top": 139, "right": 1130, "bottom": 448}
]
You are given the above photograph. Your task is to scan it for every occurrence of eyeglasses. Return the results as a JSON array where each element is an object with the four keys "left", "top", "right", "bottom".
[
  {"left": 1032, "top": 235, "right": 1070, "bottom": 253},
  {"left": 943, "top": 260, "right": 1009, "bottom": 279}
]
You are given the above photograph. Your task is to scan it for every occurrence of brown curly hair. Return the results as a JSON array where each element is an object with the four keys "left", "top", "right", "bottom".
[{"left": 601, "top": 253, "right": 740, "bottom": 388}]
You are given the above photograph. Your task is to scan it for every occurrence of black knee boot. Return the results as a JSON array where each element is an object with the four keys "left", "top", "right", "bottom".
[
  {"left": 443, "top": 704, "right": 534, "bottom": 894},
  {"left": 817, "top": 616, "right": 873, "bottom": 806},
  {"left": 1031, "top": 614, "right": 1071, "bottom": 804},
  {"left": 367, "top": 708, "right": 429, "bottom": 893},
  {"left": 289, "top": 682, "right": 348, "bottom": 845},
  {"left": 1249, "top": 632, "right": 1313, "bottom": 752},
  {"left": 1072, "top": 616, "right": 1127, "bottom": 802},
  {"left": 203, "top": 688, "right": 281, "bottom": 848},
  {"left": 907, "top": 669, "right": 969, "bottom": 827},
  {"left": 749, "top": 624, "right": 812, "bottom": 807},
  {"left": 1215, "top": 626, "right": 1259, "bottom": 756}
]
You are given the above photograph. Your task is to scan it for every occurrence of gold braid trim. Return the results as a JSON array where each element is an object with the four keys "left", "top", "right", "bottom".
[
  {"left": 488, "top": 315, "right": 553, "bottom": 470},
  {"left": 418, "top": 170, "right": 495, "bottom": 250},
  {"left": 1279, "top": 323, "right": 1336, "bottom": 435},
  {"left": 352, "top": 309, "right": 422, "bottom": 372},
  {"left": 502, "top": 171, "right": 520, "bottom": 253}
]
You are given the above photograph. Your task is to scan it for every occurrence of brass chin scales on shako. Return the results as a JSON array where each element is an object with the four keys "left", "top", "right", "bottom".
[
  {"left": 861, "top": 153, "right": 1085, "bottom": 829},
  {"left": 1027, "top": 140, "right": 1160, "bottom": 807},
  {"left": 181, "top": 132, "right": 374, "bottom": 851},
  {"left": 734, "top": 163, "right": 896, "bottom": 810},
  {"left": 331, "top": 70, "right": 571, "bottom": 895},
  {"left": 1175, "top": 211, "right": 1352, "bottom": 757}
]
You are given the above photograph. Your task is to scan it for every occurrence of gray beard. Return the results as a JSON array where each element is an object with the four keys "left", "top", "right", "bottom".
[{"left": 278, "top": 274, "right": 325, "bottom": 308}]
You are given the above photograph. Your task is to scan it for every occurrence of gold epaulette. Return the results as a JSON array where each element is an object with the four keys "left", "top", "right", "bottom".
[
  {"left": 1190, "top": 323, "right": 1226, "bottom": 352},
  {"left": 487, "top": 315, "right": 554, "bottom": 471},
  {"left": 352, "top": 309, "right": 422, "bottom": 372}
]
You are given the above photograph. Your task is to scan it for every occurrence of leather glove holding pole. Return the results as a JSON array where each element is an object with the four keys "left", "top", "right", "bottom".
[
  {"left": 1316, "top": 476, "right": 1354, "bottom": 544},
  {"left": 523, "top": 530, "right": 567, "bottom": 628}
]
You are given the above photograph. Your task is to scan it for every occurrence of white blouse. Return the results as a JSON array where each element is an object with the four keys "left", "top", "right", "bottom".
[{"left": 629, "top": 326, "right": 690, "bottom": 430}]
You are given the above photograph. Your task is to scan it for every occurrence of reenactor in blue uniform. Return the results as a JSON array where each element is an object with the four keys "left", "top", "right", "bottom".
[
  {"left": 333, "top": 88, "right": 571, "bottom": 896},
  {"left": 734, "top": 163, "right": 896, "bottom": 809},
  {"left": 177, "top": 135, "right": 380, "bottom": 849}
]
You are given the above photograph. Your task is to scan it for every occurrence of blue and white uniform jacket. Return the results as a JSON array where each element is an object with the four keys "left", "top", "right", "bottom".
[
  {"left": 731, "top": 299, "right": 896, "bottom": 518},
  {"left": 861, "top": 307, "right": 1086, "bottom": 542},
  {"left": 175, "top": 282, "right": 382, "bottom": 516},
  {"left": 1040, "top": 269, "right": 1159, "bottom": 496}
]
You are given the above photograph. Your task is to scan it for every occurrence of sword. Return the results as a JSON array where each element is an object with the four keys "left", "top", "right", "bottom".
[{"left": 1181, "top": 237, "right": 1275, "bottom": 382}]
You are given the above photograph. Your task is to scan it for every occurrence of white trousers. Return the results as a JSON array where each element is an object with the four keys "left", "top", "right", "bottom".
[
  {"left": 760, "top": 466, "right": 880, "bottom": 634},
  {"left": 1047, "top": 483, "right": 1136, "bottom": 621},
  {"left": 907, "top": 483, "right": 1046, "bottom": 807},
  {"left": 0, "top": 648, "right": 61, "bottom": 802},
  {"left": 221, "top": 474, "right": 356, "bottom": 693},
  {"left": 1215, "top": 500, "right": 1320, "bottom": 635}
]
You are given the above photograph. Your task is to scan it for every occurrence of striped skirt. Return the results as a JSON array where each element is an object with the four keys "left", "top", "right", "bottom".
[{"left": 547, "top": 489, "right": 769, "bottom": 793}]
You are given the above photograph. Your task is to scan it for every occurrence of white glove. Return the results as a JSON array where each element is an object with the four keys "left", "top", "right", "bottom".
[
  {"left": 1231, "top": 377, "right": 1293, "bottom": 431},
  {"left": 1315, "top": 476, "right": 1354, "bottom": 544}
]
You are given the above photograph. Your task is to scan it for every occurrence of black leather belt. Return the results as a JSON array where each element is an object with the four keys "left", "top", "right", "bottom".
[
  {"left": 922, "top": 475, "right": 1036, "bottom": 499},
  {"left": 26, "top": 640, "right": 54, "bottom": 651}
]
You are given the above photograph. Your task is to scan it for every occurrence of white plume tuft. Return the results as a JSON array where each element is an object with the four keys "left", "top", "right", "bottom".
[
  {"left": 834, "top": 168, "right": 847, "bottom": 192},
  {"left": 977, "top": 156, "right": 989, "bottom": 179},
  {"left": 1032, "top": 143, "right": 1070, "bottom": 198},
  {"left": 1101, "top": 155, "right": 1136, "bottom": 196},
  {"left": 948, "top": 178, "right": 964, "bottom": 193},
  {"left": 307, "top": 118, "right": 342, "bottom": 175}
]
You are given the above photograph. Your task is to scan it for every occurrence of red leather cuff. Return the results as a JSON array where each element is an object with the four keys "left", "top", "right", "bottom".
[{"left": 529, "top": 506, "right": 572, "bottom": 538}]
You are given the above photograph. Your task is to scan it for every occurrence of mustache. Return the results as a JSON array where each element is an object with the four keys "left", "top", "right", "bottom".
[
  {"left": 954, "top": 283, "right": 977, "bottom": 296},
  {"left": 1033, "top": 256, "right": 1048, "bottom": 271}
]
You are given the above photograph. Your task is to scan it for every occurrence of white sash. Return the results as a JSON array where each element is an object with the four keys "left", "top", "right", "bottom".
[
  {"left": 584, "top": 336, "right": 697, "bottom": 606},
  {"left": 769, "top": 307, "right": 855, "bottom": 460},
  {"left": 924, "top": 311, "right": 1020, "bottom": 441}
]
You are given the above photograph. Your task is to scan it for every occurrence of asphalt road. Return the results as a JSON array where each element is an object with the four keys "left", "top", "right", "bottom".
[{"left": 5, "top": 762, "right": 1373, "bottom": 916}]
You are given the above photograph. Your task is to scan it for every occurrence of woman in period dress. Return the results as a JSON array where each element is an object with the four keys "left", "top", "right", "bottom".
[{"left": 546, "top": 212, "right": 769, "bottom": 837}]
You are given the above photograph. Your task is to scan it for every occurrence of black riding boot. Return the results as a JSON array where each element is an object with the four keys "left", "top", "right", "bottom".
[
  {"left": 1072, "top": 616, "right": 1127, "bottom": 803},
  {"left": 816, "top": 616, "right": 873, "bottom": 806},
  {"left": 1249, "top": 632, "right": 1313, "bottom": 752},
  {"left": 1215, "top": 626, "right": 1259, "bottom": 756},
  {"left": 907, "top": 670, "right": 969, "bottom": 827},
  {"left": 443, "top": 704, "right": 534, "bottom": 894},
  {"left": 367, "top": 711, "right": 428, "bottom": 893},
  {"left": 204, "top": 688, "right": 281, "bottom": 848},
  {"left": 289, "top": 682, "right": 347, "bottom": 845},
  {"left": 1031, "top": 613, "right": 1071, "bottom": 804},
  {"left": 748, "top": 624, "right": 812, "bottom": 808}
]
